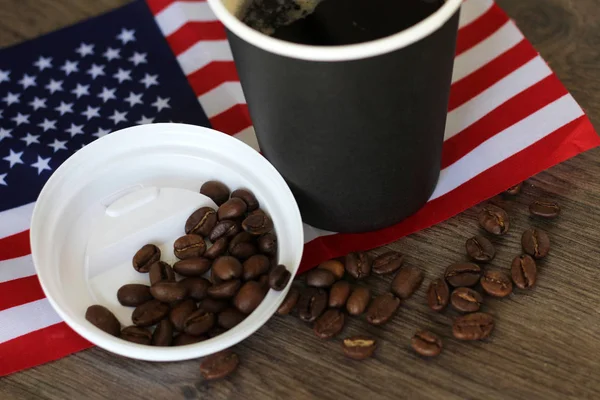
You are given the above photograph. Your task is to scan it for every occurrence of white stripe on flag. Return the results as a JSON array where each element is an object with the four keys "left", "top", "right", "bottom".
[
  {"left": 445, "top": 56, "right": 552, "bottom": 140},
  {"left": 0, "top": 255, "right": 36, "bottom": 283},
  {"left": 0, "top": 202, "right": 35, "bottom": 239},
  {"left": 177, "top": 40, "right": 234, "bottom": 76},
  {"left": 452, "top": 20, "right": 524, "bottom": 84},
  {"left": 430, "top": 94, "right": 583, "bottom": 200},
  {"left": 154, "top": 1, "right": 217, "bottom": 36},
  {"left": 197, "top": 82, "right": 246, "bottom": 118},
  {"left": 0, "top": 299, "right": 62, "bottom": 344},
  {"left": 458, "top": 0, "right": 494, "bottom": 28},
  {"left": 233, "top": 126, "right": 260, "bottom": 151}
]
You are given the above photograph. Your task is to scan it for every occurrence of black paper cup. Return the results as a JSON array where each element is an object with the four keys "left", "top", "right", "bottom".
[{"left": 207, "top": 0, "right": 462, "bottom": 233}]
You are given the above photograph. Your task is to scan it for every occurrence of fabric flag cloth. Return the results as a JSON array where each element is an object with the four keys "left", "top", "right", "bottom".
[{"left": 0, "top": 0, "right": 598, "bottom": 376}]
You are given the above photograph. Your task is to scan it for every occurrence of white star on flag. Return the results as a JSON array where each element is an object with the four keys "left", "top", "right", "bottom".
[
  {"left": 98, "top": 87, "right": 116, "bottom": 103},
  {"left": 103, "top": 47, "right": 121, "bottom": 61},
  {"left": 3, "top": 149, "right": 24, "bottom": 168},
  {"left": 45, "top": 79, "right": 64, "bottom": 94},
  {"left": 81, "top": 106, "right": 101, "bottom": 120},
  {"left": 0, "top": 173, "right": 6, "bottom": 186},
  {"left": 0, "top": 128, "right": 12, "bottom": 142},
  {"left": 48, "top": 139, "right": 68, "bottom": 153},
  {"left": 137, "top": 115, "right": 154, "bottom": 125},
  {"left": 129, "top": 52, "right": 147, "bottom": 66},
  {"left": 92, "top": 127, "right": 111, "bottom": 138},
  {"left": 140, "top": 73, "right": 158, "bottom": 88},
  {"left": 65, "top": 123, "right": 85, "bottom": 138},
  {"left": 87, "top": 64, "right": 106, "bottom": 79},
  {"left": 18, "top": 74, "right": 37, "bottom": 89},
  {"left": 31, "top": 156, "right": 52, "bottom": 174},
  {"left": 124, "top": 92, "right": 143, "bottom": 107},
  {"left": 151, "top": 96, "right": 170, "bottom": 112},
  {"left": 38, "top": 118, "right": 57, "bottom": 132},
  {"left": 113, "top": 68, "right": 132, "bottom": 83},
  {"left": 2, "top": 92, "right": 20, "bottom": 106},
  {"left": 60, "top": 60, "right": 79, "bottom": 76},
  {"left": 29, "top": 97, "right": 47, "bottom": 110},
  {"left": 117, "top": 28, "right": 135, "bottom": 44},
  {"left": 34, "top": 56, "right": 53, "bottom": 71},
  {"left": 20, "top": 133, "right": 39, "bottom": 146},
  {"left": 55, "top": 101, "right": 74, "bottom": 116},
  {"left": 109, "top": 110, "right": 128, "bottom": 124},
  {"left": 71, "top": 83, "right": 90, "bottom": 98},
  {"left": 11, "top": 112, "right": 30, "bottom": 126},
  {"left": 76, "top": 42, "right": 94, "bottom": 57},
  {"left": 0, "top": 70, "right": 9, "bottom": 83}
]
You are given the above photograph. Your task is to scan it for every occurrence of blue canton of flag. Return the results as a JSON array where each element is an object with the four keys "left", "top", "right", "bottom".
[{"left": 0, "top": 1, "right": 211, "bottom": 212}]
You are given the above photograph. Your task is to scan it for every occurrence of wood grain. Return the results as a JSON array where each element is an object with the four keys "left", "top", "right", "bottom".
[{"left": 1, "top": 0, "right": 600, "bottom": 399}]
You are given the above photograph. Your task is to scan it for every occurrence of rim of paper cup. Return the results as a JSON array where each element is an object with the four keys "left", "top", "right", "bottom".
[{"left": 206, "top": 0, "right": 463, "bottom": 62}]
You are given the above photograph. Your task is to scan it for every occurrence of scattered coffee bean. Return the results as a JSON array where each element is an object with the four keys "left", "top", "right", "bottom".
[
  {"left": 132, "top": 244, "right": 161, "bottom": 273},
  {"left": 117, "top": 284, "right": 152, "bottom": 307},
  {"left": 242, "top": 209, "right": 273, "bottom": 235},
  {"left": 465, "top": 235, "right": 495, "bottom": 263},
  {"left": 200, "top": 180, "right": 230, "bottom": 206},
  {"left": 391, "top": 266, "right": 423, "bottom": 299},
  {"left": 504, "top": 182, "right": 522, "bottom": 196},
  {"left": 297, "top": 287, "right": 328, "bottom": 322},
  {"left": 120, "top": 326, "right": 152, "bottom": 345},
  {"left": 345, "top": 252, "right": 371, "bottom": 279},
  {"left": 218, "top": 197, "right": 248, "bottom": 220},
  {"left": 342, "top": 336, "right": 377, "bottom": 360},
  {"left": 444, "top": 263, "right": 481, "bottom": 287},
  {"left": 150, "top": 281, "right": 188, "bottom": 303},
  {"left": 366, "top": 293, "right": 400, "bottom": 326},
  {"left": 170, "top": 299, "right": 197, "bottom": 331},
  {"left": 184, "top": 310, "right": 216, "bottom": 336},
  {"left": 185, "top": 207, "right": 218, "bottom": 236},
  {"left": 149, "top": 261, "right": 176, "bottom": 286},
  {"left": 234, "top": 281, "right": 268, "bottom": 314},
  {"left": 372, "top": 251, "right": 404, "bottom": 275},
  {"left": 212, "top": 256, "right": 243, "bottom": 281},
  {"left": 478, "top": 204, "right": 510, "bottom": 235},
  {"left": 199, "top": 298, "right": 229, "bottom": 314},
  {"left": 173, "top": 333, "right": 207, "bottom": 346},
  {"left": 242, "top": 254, "right": 270, "bottom": 280},
  {"left": 451, "top": 287, "right": 483, "bottom": 313},
  {"left": 411, "top": 331, "right": 442, "bottom": 357},
  {"left": 228, "top": 232, "right": 258, "bottom": 260},
  {"left": 329, "top": 281, "right": 351, "bottom": 308},
  {"left": 231, "top": 188, "right": 259, "bottom": 211},
  {"left": 522, "top": 228, "right": 550, "bottom": 259},
  {"left": 208, "top": 280, "right": 242, "bottom": 299},
  {"left": 257, "top": 233, "right": 278, "bottom": 256},
  {"left": 511, "top": 254, "right": 537, "bottom": 289},
  {"left": 85, "top": 305, "right": 121, "bottom": 336},
  {"left": 453, "top": 312, "right": 494, "bottom": 341},
  {"left": 426, "top": 278, "right": 450, "bottom": 312},
  {"left": 199, "top": 350, "right": 239, "bottom": 380},
  {"left": 314, "top": 309, "right": 345, "bottom": 339},
  {"left": 218, "top": 307, "right": 246, "bottom": 329},
  {"left": 346, "top": 287, "right": 370, "bottom": 316},
  {"left": 529, "top": 200, "right": 560, "bottom": 219},
  {"left": 317, "top": 259, "right": 345, "bottom": 280},
  {"left": 209, "top": 220, "right": 242, "bottom": 242},
  {"left": 277, "top": 287, "right": 300, "bottom": 315},
  {"left": 152, "top": 319, "right": 173, "bottom": 346},
  {"left": 174, "top": 234, "right": 206, "bottom": 259},
  {"left": 204, "top": 237, "right": 229, "bottom": 259},
  {"left": 132, "top": 300, "right": 169, "bottom": 327},
  {"left": 481, "top": 270, "right": 513, "bottom": 298},
  {"left": 306, "top": 269, "right": 336, "bottom": 288},
  {"left": 173, "top": 257, "right": 212, "bottom": 277},
  {"left": 179, "top": 278, "right": 211, "bottom": 301},
  {"left": 269, "top": 264, "right": 291, "bottom": 290}
]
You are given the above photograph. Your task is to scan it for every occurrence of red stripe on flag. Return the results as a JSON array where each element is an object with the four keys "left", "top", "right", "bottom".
[
  {"left": 455, "top": 4, "right": 510, "bottom": 56},
  {"left": 448, "top": 39, "right": 538, "bottom": 111},
  {"left": 209, "top": 104, "right": 252, "bottom": 135},
  {"left": 187, "top": 61, "right": 241, "bottom": 96},
  {"left": 0, "top": 322, "right": 92, "bottom": 377},
  {"left": 298, "top": 115, "right": 599, "bottom": 273},
  {"left": 0, "top": 276, "right": 46, "bottom": 312},
  {"left": 443, "top": 74, "right": 568, "bottom": 169},
  {"left": 146, "top": 0, "right": 204, "bottom": 15},
  {"left": 166, "top": 22, "right": 227, "bottom": 55},
  {"left": 0, "top": 230, "right": 31, "bottom": 261}
]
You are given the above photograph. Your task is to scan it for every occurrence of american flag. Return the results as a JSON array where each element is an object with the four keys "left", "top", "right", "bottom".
[{"left": 0, "top": 0, "right": 598, "bottom": 376}]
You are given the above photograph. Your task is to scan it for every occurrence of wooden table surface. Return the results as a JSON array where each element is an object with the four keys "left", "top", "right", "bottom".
[{"left": 2, "top": 0, "right": 600, "bottom": 399}]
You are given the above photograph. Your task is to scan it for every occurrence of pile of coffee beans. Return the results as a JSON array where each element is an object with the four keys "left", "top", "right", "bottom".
[{"left": 85, "top": 181, "right": 292, "bottom": 379}]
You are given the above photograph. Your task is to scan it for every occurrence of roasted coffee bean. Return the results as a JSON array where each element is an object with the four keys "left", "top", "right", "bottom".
[
  {"left": 257, "top": 233, "right": 278, "bottom": 256},
  {"left": 453, "top": 312, "right": 494, "bottom": 340},
  {"left": 366, "top": 293, "right": 400, "bottom": 326},
  {"left": 345, "top": 252, "right": 372, "bottom": 279},
  {"left": 132, "top": 300, "right": 169, "bottom": 327},
  {"left": 426, "top": 278, "right": 450, "bottom": 312},
  {"left": 522, "top": 228, "right": 550, "bottom": 259},
  {"left": 132, "top": 244, "right": 160, "bottom": 273},
  {"left": 173, "top": 257, "right": 212, "bottom": 277},
  {"left": 411, "top": 331, "right": 442, "bottom": 357},
  {"left": 317, "top": 259, "right": 345, "bottom": 280},
  {"left": 342, "top": 336, "right": 377, "bottom": 360},
  {"left": 170, "top": 299, "right": 197, "bottom": 331},
  {"left": 173, "top": 333, "right": 207, "bottom": 346},
  {"left": 529, "top": 200, "right": 560, "bottom": 218},
  {"left": 208, "top": 327, "right": 228, "bottom": 338},
  {"left": 120, "top": 326, "right": 152, "bottom": 345},
  {"left": 179, "top": 278, "right": 211, "bottom": 301},
  {"left": 451, "top": 287, "right": 483, "bottom": 313},
  {"left": 218, "top": 307, "right": 246, "bottom": 329},
  {"left": 504, "top": 182, "right": 522, "bottom": 196},
  {"left": 199, "top": 298, "right": 229, "bottom": 314},
  {"left": 212, "top": 256, "right": 243, "bottom": 281},
  {"left": 258, "top": 273, "right": 270, "bottom": 290},
  {"left": 150, "top": 281, "right": 188, "bottom": 303},
  {"left": 444, "top": 263, "right": 481, "bottom": 287},
  {"left": 242, "top": 209, "right": 273, "bottom": 235},
  {"left": 149, "top": 261, "right": 176, "bottom": 286},
  {"left": 329, "top": 281, "right": 351, "bottom": 308},
  {"left": 200, "top": 180, "right": 230, "bottom": 206},
  {"left": 511, "top": 254, "right": 537, "bottom": 289},
  {"left": 184, "top": 310, "right": 215, "bottom": 336},
  {"left": 218, "top": 197, "right": 248, "bottom": 220},
  {"left": 117, "top": 284, "right": 152, "bottom": 307},
  {"left": 297, "top": 287, "right": 328, "bottom": 322},
  {"left": 306, "top": 269, "right": 336, "bottom": 288},
  {"left": 229, "top": 232, "right": 258, "bottom": 260},
  {"left": 204, "top": 237, "right": 229, "bottom": 259},
  {"left": 152, "top": 319, "right": 173, "bottom": 346},
  {"left": 209, "top": 220, "right": 242, "bottom": 242},
  {"left": 391, "top": 266, "right": 423, "bottom": 299},
  {"left": 346, "top": 287, "right": 370, "bottom": 316},
  {"left": 242, "top": 254, "right": 270, "bottom": 280},
  {"left": 372, "top": 251, "right": 404, "bottom": 275},
  {"left": 85, "top": 305, "right": 120, "bottom": 336},
  {"left": 269, "top": 264, "right": 291, "bottom": 290},
  {"left": 314, "top": 309, "right": 345, "bottom": 339},
  {"left": 174, "top": 234, "right": 206, "bottom": 259},
  {"left": 199, "top": 350, "right": 239, "bottom": 380},
  {"left": 478, "top": 204, "right": 510, "bottom": 235},
  {"left": 481, "top": 270, "right": 513, "bottom": 298},
  {"left": 277, "top": 287, "right": 300, "bottom": 315},
  {"left": 208, "top": 280, "right": 241, "bottom": 299},
  {"left": 465, "top": 235, "right": 495, "bottom": 263},
  {"left": 231, "top": 188, "right": 259, "bottom": 211},
  {"left": 185, "top": 207, "right": 218, "bottom": 236},
  {"left": 234, "top": 281, "right": 267, "bottom": 314}
]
